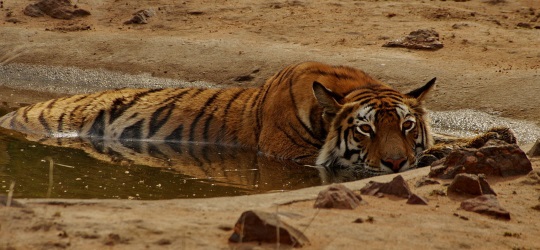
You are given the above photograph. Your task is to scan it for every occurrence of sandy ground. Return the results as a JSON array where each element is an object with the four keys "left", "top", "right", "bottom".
[{"left": 1, "top": 0, "right": 540, "bottom": 249}]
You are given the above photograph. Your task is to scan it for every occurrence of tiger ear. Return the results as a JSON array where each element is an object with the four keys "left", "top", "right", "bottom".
[
  {"left": 313, "top": 81, "right": 343, "bottom": 116},
  {"left": 406, "top": 77, "right": 436, "bottom": 102}
]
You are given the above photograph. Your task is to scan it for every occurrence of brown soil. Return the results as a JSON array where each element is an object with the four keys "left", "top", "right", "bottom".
[{"left": 1, "top": 0, "right": 540, "bottom": 249}]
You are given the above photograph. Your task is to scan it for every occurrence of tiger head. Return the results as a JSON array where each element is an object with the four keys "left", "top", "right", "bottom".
[{"left": 313, "top": 78, "right": 436, "bottom": 176}]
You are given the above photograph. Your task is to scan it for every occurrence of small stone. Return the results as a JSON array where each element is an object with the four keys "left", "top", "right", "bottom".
[
  {"left": 229, "top": 210, "right": 309, "bottom": 247},
  {"left": 526, "top": 139, "right": 540, "bottom": 157},
  {"left": 124, "top": 9, "right": 156, "bottom": 24},
  {"left": 187, "top": 11, "right": 205, "bottom": 15},
  {"left": 360, "top": 175, "right": 412, "bottom": 199},
  {"left": 453, "top": 213, "right": 469, "bottom": 221},
  {"left": 125, "top": 13, "right": 147, "bottom": 24},
  {"left": 139, "top": 9, "right": 155, "bottom": 17},
  {"left": 23, "top": 4, "right": 44, "bottom": 17},
  {"left": 448, "top": 173, "right": 496, "bottom": 196},
  {"left": 452, "top": 23, "right": 469, "bottom": 29},
  {"left": 218, "top": 225, "right": 233, "bottom": 231},
  {"left": 314, "top": 184, "right": 364, "bottom": 210},
  {"left": 383, "top": 29, "right": 443, "bottom": 50},
  {"left": 352, "top": 218, "right": 364, "bottom": 223},
  {"left": 415, "top": 177, "right": 440, "bottom": 188},
  {"left": 521, "top": 169, "right": 540, "bottom": 185},
  {"left": 406, "top": 193, "right": 429, "bottom": 205},
  {"left": 104, "top": 233, "right": 130, "bottom": 245},
  {"left": 517, "top": 22, "right": 533, "bottom": 29},
  {"left": 72, "top": 8, "right": 91, "bottom": 17},
  {"left": 478, "top": 174, "right": 497, "bottom": 195},
  {"left": 23, "top": 0, "right": 90, "bottom": 19},
  {"left": 233, "top": 74, "right": 255, "bottom": 82},
  {"left": 353, "top": 217, "right": 375, "bottom": 223},
  {"left": 460, "top": 195, "right": 510, "bottom": 220},
  {"left": 6, "top": 18, "right": 22, "bottom": 24},
  {"left": 430, "top": 189, "right": 446, "bottom": 196},
  {"left": 448, "top": 174, "right": 482, "bottom": 196},
  {"left": 154, "top": 239, "right": 171, "bottom": 245}
]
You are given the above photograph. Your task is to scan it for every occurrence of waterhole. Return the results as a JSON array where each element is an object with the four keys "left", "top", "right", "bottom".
[
  {"left": 1, "top": 64, "right": 538, "bottom": 200},
  {"left": 0, "top": 128, "right": 323, "bottom": 199}
]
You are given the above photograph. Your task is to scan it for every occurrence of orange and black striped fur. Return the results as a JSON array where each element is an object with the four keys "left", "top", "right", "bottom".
[{"left": 0, "top": 62, "right": 436, "bottom": 176}]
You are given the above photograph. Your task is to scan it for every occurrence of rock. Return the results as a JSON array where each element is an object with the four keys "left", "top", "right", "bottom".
[
  {"left": 383, "top": 29, "right": 443, "bottom": 50},
  {"left": 125, "top": 9, "right": 155, "bottom": 25},
  {"left": 521, "top": 169, "right": 540, "bottom": 185},
  {"left": 452, "top": 23, "right": 470, "bottom": 29},
  {"left": 406, "top": 193, "right": 429, "bottom": 205},
  {"left": 360, "top": 175, "right": 429, "bottom": 204},
  {"left": 6, "top": 18, "right": 22, "bottom": 24},
  {"left": 430, "top": 189, "right": 446, "bottom": 196},
  {"left": 447, "top": 174, "right": 480, "bottom": 195},
  {"left": 124, "top": 13, "right": 147, "bottom": 24},
  {"left": 460, "top": 195, "right": 510, "bottom": 220},
  {"left": 453, "top": 213, "right": 469, "bottom": 221},
  {"left": 478, "top": 175, "right": 496, "bottom": 195},
  {"left": 23, "top": 4, "right": 45, "bottom": 17},
  {"left": 313, "top": 184, "right": 364, "bottom": 210},
  {"left": 447, "top": 173, "right": 496, "bottom": 196},
  {"left": 352, "top": 216, "right": 375, "bottom": 223},
  {"left": 526, "top": 139, "right": 540, "bottom": 157},
  {"left": 229, "top": 210, "right": 309, "bottom": 247},
  {"left": 517, "top": 22, "right": 533, "bottom": 29},
  {"left": 429, "top": 139, "right": 532, "bottom": 179},
  {"left": 154, "top": 239, "right": 171, "bottom": 245},
  {"left": 23, "top": 0, "right": 90, "bottom": 20},
  {"left": 360, "top": 175, "right": 412, "bottom": 199},
  {"left": 415, "top": 177, "right": 440, "bottom": 188}
]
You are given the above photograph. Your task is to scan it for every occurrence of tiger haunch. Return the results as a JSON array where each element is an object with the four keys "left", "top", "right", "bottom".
[{"left": 0, "top": 62, "right": 435, "bottom": 175}]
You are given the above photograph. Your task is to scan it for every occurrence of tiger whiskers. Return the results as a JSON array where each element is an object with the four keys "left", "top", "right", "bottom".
[{"left": 317, "top": 162, "right": 386, "bottom": 183}]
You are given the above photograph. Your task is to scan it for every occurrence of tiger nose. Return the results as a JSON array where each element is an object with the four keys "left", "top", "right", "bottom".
[{"left": 381, "top": 157, "right": 407, "bottom": 173}]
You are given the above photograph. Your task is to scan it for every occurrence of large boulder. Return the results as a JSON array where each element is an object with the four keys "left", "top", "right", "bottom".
[
  {"left": 429, "top": 139, "right": 532, "bottom": 179},
  {"left": 24, "top": 0, "right": 90, "bottom": 20}
]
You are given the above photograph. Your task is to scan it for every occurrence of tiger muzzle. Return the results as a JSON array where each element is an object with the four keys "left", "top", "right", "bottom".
[{"left": 381, "top": 157, "right": 408, "bottom": 173}]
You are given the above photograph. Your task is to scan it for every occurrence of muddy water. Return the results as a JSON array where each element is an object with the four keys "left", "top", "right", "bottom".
[
  {"left": 0, "top": 128, "right": 323, "bottom": 199},
  {"left": 0, "top": 64, "right": 538, "bottom": 200}
]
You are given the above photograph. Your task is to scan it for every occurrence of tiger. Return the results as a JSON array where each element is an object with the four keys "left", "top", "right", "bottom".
[{"left": 0, "top": 61, "right": 437, "bottom": 177}]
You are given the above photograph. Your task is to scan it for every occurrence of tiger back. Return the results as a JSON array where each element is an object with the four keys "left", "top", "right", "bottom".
[{"left": 0, "top": 62, "right": 436, "bottom": 175}]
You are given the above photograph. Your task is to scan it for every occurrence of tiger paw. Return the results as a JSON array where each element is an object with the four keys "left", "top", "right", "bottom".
[{"left": 464, "top": 127, "right": 517, "bottom": 148}]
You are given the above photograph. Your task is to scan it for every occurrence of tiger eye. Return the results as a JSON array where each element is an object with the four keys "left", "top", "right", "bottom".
[
  {"left": 358, "top": 124, "right": 372, "bottom": 134},
  {"left": 402, "top": 120, "right": 414, "bottom": 130}
]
